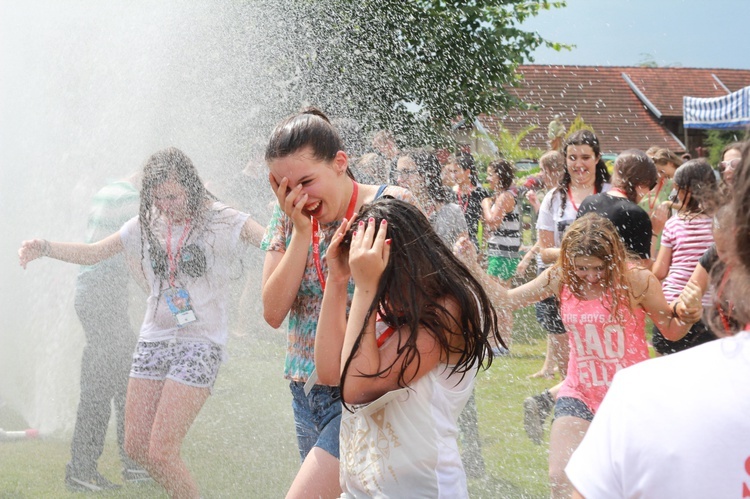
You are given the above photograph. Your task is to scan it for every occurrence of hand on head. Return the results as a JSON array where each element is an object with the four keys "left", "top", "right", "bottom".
[
  {"left": 348, "top": 217, "right": 390, "bottom": 290},
  {"left": 326, "top": 216, "right": 356, "bottom": 283}
]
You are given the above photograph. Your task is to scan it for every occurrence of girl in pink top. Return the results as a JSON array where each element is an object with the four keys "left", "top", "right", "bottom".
[{"left": 499, "top": 213, "right": 703, "bottom": 499}]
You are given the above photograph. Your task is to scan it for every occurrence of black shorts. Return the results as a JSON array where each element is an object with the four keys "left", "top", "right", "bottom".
[
  {"left": 651, "top": 319, "right": 717, "bottom": 355},
  {"left": 535, "top": 296, "right": 566, "bottom": 335}
]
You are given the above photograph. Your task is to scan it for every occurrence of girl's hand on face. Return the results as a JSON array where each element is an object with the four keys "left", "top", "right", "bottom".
[
  {"left": 326, "top": 216, "right": 355, "bottom": 283},
  {"left": 18, "top": 239, "right": 47, "bottom": 269},
  {"left": 269, "top": 174, "right": 311, "bottom": 232},
  {"left": 349, "top": 218, "right": 390, "bottom": 290}
]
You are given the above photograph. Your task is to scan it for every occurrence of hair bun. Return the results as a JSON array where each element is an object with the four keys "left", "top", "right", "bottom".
[{"left": 300, "top": 106, "right": 331, "bottom": 124}]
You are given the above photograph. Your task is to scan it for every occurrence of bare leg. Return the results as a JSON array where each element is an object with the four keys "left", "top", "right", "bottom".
[
  {"left": 529, "top": 336, "right": 556, "bottom": 379},
  {"left": 146, "top": 380, "right": 210, "bottom": 499},
  {"left": 285, "top": 447, "right": 341, "bottom": 499},
  {"left": 548, "top": 416, "right": 590, "bottom": 499},
  {"left": 549, "top": 333, "right": 569, "bottom": 379},
  {"left": 124, "top": 378, "right": 163, "bottom": 466}
]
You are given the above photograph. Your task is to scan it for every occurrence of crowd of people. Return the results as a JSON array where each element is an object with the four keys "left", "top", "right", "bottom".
[{"left": 17, "top": 107, "right": 750, "bottom": 498}]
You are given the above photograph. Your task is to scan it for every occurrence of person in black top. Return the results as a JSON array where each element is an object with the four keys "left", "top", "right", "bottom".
[{"left": 577, "top": 149, "right": 660, "bottom": 266}]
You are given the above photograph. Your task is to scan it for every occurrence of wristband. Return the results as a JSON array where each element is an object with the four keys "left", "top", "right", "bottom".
[
  {"left": 41, "top": 239, "right": 51, "bottom": 257},
  {"left": 671, "top": 300, "right": 680, "bottom": 318}
]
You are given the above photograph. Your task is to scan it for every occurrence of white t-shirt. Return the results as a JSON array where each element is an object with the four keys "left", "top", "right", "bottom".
[
  {"left": 339, "top": 364, "right": 476, "bottom": 498},
  {"left": 537, "top": 184, "right": 611, "bottom": 248},
  {"left": 120, "top": 202, "right": 250, "bottom": 346},
  {"left": 566, "top": 331, "right": 750, "bottom": 498}
]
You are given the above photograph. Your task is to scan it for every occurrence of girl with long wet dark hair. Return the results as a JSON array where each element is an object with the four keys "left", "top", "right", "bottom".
[
  {"left": 19, "top": 147, "right": 265, "bottom": 498},
  {"left": 315, "top": 198, "right": 504, "bottom": 497}
]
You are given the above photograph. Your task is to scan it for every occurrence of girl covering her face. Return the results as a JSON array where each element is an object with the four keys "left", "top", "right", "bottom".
[{"left": 315, "top": 197, "right": 504, "bottom": 498}]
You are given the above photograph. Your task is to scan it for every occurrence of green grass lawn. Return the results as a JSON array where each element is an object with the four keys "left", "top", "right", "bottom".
[{"left": 0, "top": 307, "right": 553, "bottom": 498}]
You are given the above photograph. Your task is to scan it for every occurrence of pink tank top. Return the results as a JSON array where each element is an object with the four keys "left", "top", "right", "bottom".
[{"left": 558, "top": 286, "right": 649, "bottom": 413}]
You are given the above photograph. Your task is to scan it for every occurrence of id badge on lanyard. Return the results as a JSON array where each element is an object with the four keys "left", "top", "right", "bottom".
[
  {"left": 165, "top": 287, "right": 197, "bottom": 326},
  {"left": 165, "top": 219, "right": 198, "bottom": 327}
]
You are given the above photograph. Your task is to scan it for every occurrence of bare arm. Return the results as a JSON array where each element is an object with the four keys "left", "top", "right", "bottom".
[
  {"left": 506, "top": 266, "right": 560, "bottom": 309},
  {"left": 538, "top": 229, "right": 560, "bottom": 265},
  {"left": 686, "top": 261, "right": 710, "bottom": 297},
  {"left": 631, "top": 268, "right": 701, "bottom": 341},
  {"left": 482, "top": 192, "right": 514, "bottom": 231},
  {"left": 19, "top": 232, "right": 123, "bottom": 269},
  {"left": 260, "top": 176, "right": 313, "bottom": 329},
  {"left": 526, "top": 190, "right": 541, "bottom": 214},
  {"left": 240, "top": 216, "right": 266, "bottom": 248},
  {"left": 261, "top": 243, "right": 309, "bottom": 329},
  {"left": 515, "top": 242, "right": 539, "bottom": 278},
  {"left": 652, "top": 244, "right": 672, "bottom": 281},
  {"left": 314, "top": 219, "right": 354, "bottom": 385}
]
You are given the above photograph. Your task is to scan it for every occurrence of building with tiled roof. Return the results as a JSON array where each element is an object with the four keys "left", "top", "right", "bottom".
[{"left": 478, "top": 65, "right": 750, "bottom": 155}]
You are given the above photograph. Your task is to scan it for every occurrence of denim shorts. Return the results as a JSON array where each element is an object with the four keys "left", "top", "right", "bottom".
[
  {"left": 130, "top": 339, "right": 223, "bottom": 391},
  {"left": 289, "top": 381, "right": 342, "bottom": 461},
  {"left": 535, "top": 295, "right": 566, "bottom": 335},
  {"left": 554, "top": 396, "right": 594, "bottom": 422}
]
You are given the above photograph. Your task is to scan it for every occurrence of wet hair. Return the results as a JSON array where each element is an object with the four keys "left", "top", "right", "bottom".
[
  {"left": 138, "top": 148, "right": 215, "bottom": 306},
  {"left": 672, "top": 158, "right": 719, "bottom": 217},
  {"left": 487, "top": 159, "right": 516, "bottom": 191},
  {"left": 557, "top": 213, "right": 629, "bottom": 320},
  {"left": 611, "top": 149, "right": 658, "bottom": 203},
  {"left": 407, "top": 150, "right": 454, "bottom": 204},
  {"left": 556, "top": 130, "right": 611, "bottom": 214},
  {"left": 455, "top": 151, "right": 480, "bottom": 186},
  {"left": 650, "top": 148, "right": 683, "bottom": 169},
  {"left": 265, "top": 106, "right": 354, "bottom": 179},
  {"left": 338, "top": 198, "right": 503, "bottom": 406}
]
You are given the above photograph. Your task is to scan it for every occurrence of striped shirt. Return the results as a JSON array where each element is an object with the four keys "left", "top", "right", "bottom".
[
  {"left": 486, "top": 192, "right": 522, "bottom": 259},
  {"left": 660, "top": 215, "right": 714, "bottom": 305}
]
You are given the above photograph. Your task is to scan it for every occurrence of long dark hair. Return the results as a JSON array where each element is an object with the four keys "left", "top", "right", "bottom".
[
  {"left": 555, "top": 130, "right": 610, "bottom": 214},
  {"left": 673, "top": 158, "right": 719, "bottom": 218},
  {"left": 138, "top": 147, "right": 214, "bottom": 287},
  {"left": 265, "top": 106, "right": 355, "bottom": 180},
  {"left": 338, "top": 198, "right": 503, "bottom": 408}
]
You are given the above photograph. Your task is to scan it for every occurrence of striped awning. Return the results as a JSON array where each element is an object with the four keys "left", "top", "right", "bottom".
[{"left": 683, "top": 86, "right": 750, "bottom": 129}]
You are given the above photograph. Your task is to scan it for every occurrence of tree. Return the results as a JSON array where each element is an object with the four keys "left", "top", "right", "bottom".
[
  {"left": 704, "top": 129, "right": 749, "bottom": 165},
  {"left": 265, "top": 0, "right": 568, "bottom": 146},
  {"left": 482, "top": 124, "right": 545, "bottom": 162}
]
